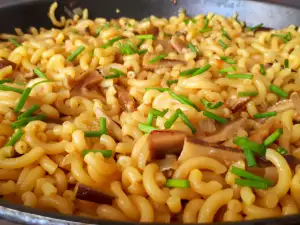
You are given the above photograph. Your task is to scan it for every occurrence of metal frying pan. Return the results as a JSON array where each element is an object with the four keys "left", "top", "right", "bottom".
[{"left": 0, "top": 0, "right": 300, "bottom": 224}]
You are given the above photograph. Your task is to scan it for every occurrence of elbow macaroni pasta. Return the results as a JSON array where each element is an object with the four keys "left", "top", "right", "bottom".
[{"left": 0, "top": 2, "right": 299, "bottom": 223}]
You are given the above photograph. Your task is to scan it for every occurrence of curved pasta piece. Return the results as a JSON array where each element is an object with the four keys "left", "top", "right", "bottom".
[
  {"left": 96, "top": 204, "right": 129, "bottom": 221},
  {"left": 130, "top": 195, "right": 154, "bottom": 222},
  {"left": 0, "top": 147, "right": 44, "bottom": 169},
  {"left": 173, "top": 157, "right": 227, "bottom": 179},
  {"left": 38, "top": 194, "right": 73, "bottom": 214},
  {"left": 183, "top": 198, "right": 204, "bottom": 223},
  {"left": 198, "top": 188, "right": 233, "bottom": 222}
]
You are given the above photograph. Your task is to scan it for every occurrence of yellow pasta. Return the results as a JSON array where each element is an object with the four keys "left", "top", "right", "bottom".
[{"left": 0, "top": 2, "right": 299, "bottom": 223}]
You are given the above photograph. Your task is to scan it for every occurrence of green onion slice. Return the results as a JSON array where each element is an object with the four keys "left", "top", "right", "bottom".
[
  {"left": 67, "top": 45, "right": 85, "bottom": 62},
  {"left": 0, "top": 84, "right": 23, "bottom": 94},
  {"left": 260, "top": 64, "right": 266, "bottom": 75},
  {"left": 164, "top": 110, "right": 179, "bottom": 129},
  {"left": 254, "top": 111, "right": 277, "bottom": 119},
  {"left": 165, "top": 179, "right": 190, "bottom": 188},
  {"left": 180, "top": 68, "right": 199, "bottom": 77},
  {"left": 101, "top": 36, "right": 123, "bottom": 48},
  {"left": 177, "top": 109, "right": 197, "bottom": 133},
  {"left": 226, "top": 74, "right": 253, "bottom": 79},
  {"left": 221, "top": 28, "right": 232, "bottom": 40},
  {"left": 33, "top": 67, "right": 48, "bottom": 79},
  {"left": 243, "top": 148, "right": 257, "bottom": 167},
  {"left": 184, "top": 18, "right": 196, "bottom": 25},
  {"left": 169, "top": 91, "right": 200, "bottom": 111},
  {"left": 203, "top": 110, "right": 228, "bottom": 124},
  {"left": 0, "top": 78, "right": 13, "bottom": 84},
  {"left": 17, "top": 104, "right": 39, "bottom": 120},
  {"left": 235, "top": 178, "right": 269, "bottom": 189},
  {"left": 188, "top": 42, "right": 199, "bottom": 55},
  {"left": 14, "top": 87, "right": 32, "bottom": 113},
  {"left": 238, "top": 92, "right": 258, "bottom": 97},
  {"left": 149, "top": 54, "right": 168, "bottom": 64},
  {"left": 146, "top": 109, "right": 168, "bottom": 125},
  {"left": 231, "top": 166, "right": 274, "bottom": 186},
  {"left": 82, "top": 150, "right": 113, "bottom": 158},
  {"left": 269, "top": 84, "right": 288, "bottom": 99},
  {"left": 284, "top": 59, "right": 289, "bottom": 68},
  {"left": 218, "top": 39, "right": 228, "bottom": 49},
  {"left": 84, "top": 131, "right": 104, "bottom": 137},
  {"left": 136, "top": 34, "right": 156, "bottom": 40},
  {"left": 248, "top": 23, "right": 264, "bottom": 32},
  {"left": 99, "top": 117, "right": 107, "bottom": 135},
  {"left": 219, "top": 66, "right": 236, "bottom": 74},
  {"left": 5, "top": 129, "right": 24, "bottom": 146},
  {"left": 8, "top": 38, "right": 22, "bottom": 47},
  {"left": 201, "top": 99, "right": 223, "bottom": 109},
  {"left": 167, "top": 79, "right": 178, "bottom": 86},
  {"left": 11, "top": 114, "right": 46, "bottom": 129},
  {"left": 234, "top": 136, "right": 266, "bottom": 156},
  {"left": 220, "top": 56, "right": 237, "bottom": 64},
  {"left": 191, "top": 64, "right": 211, "bottom": 76},
  {"left": 263, "top": 128, "right": 283, "bottom": 147},
  {"left": 138, "top": 123, "right": 157, "bottom": 133},
  {"left": 271, "top": 32, "right": 291, "bottom": 43}
]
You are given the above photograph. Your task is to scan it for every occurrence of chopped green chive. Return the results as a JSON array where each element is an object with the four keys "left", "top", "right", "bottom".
[
  {"left": 220, "top": 56, "right": 237, "bottom": 64},
  {"left": 136, "top": 34, "right": 156, "bottom": 40},
  {"left": 0, "top": 84, "right": 23, "bottom": 94},
  {"left": 284, "top": 59, "right": 289, "bottom": 68},
  {"left": 167, "top": 79, "right": 178, "bottom": 86},
  {"left": 271, "top": 32, "right": 291, "bottom": 43},
  {"left": 226, "top": 74, "right": 253, "bottom": 79},
  {"left": 138, "top": 123, "right": 157, "bottom": 133},
  {"left": 0, "top": 78, "right": 13, "bottom": 84},
  {"left": 169, "top": 91, "right": 200, "bottom": 111},
  {"left": 31, "top": 80, "right": 52, "bottom": 89},
  {"left": 177, "top": 109, "right": 197, "bottom": 133},
  {"left": 14, "top": 87, "right": 32, "bottom": 113},
  {"left": 164, "top": 110, "right": 179, "bottom": 129},
  {"left": 5, "top": 129, "right": 24, "bottom": 146},
  {"left": 201, "top": 99, "right": 223, "bottom": 109},
  {"left": 243, "top": 148, "right": 257, "bottom": 167},
  {"left": 248, "top": 23, "right": 264, "bottom": 32},
  {"left": 184, "top": 18, "right": 196, "bottom": 25},
  {"left": 146, "top": 109, "right": 168, "bottom": 125},
  {"left": 191, "top": 64, "right": 211, "bottom": 76},
  {"left": 137, "top": 39, "right": 145, "bottom": 48},
  {"left": 276, "top": 147, "right": 288, "bottom": 155},
  {"left": 84, "top": 131, "right": 104, "bottom": 137},
  {"left": 260, "top": 64, "right": 266, "bottom": 75},
  {"left": 219, "top": 66, "right": 236, "bottom": 74},
  {"left": 180, "top": 68, "right": 199, "bottom": 77},
  {"left": 145, "top": 87, "right": 170, "bottom": 92},
  {"left": 99, "top": 117, "right": 107, "bottom": 135},
  {"left": 263, "top": 128, "right": 283, "bottom": 147},
  {"left": 8, "top": 38, "right": 22, "bottom": 47},
  {"left": 149, "top": 54, "right": 168, "bottom": 64},
  {"left": 15, "top": 82, "right": 26, "bottom": 86},
  {"left": 199, "top": 28, "right": 212, "bottom": 33},
  {"left": 231, "top": 166, "right": 274, "bottom": 186},
  {"left": 85, "top": 117, "right": 107, "bottom": 137},
  {"left": 235, "top": 178, "right": 269, "bottom": 189},
  {"left": 82, "top": 150, "right": 113, "bottom": 158},
  {"left": 67, "top": 45, "right": 85, "bottom": 62},
  {"left": 11, "top": 114, "right": 47, "bottom": 129},
  {"left": 17, "top": 104, "right": 39, "bottom": 120},
  {"left": 221, "top": 28, "right": 232, "bottom": 40},
  {"left": 33, "top": 67, "right": 48, "bottom": 79},
  {"left": 233, "top": 136, "right": 266, "bottom": 156},
  {"left": 110, "top": 68, "right": 125, "bottom": 76},
  {"left": 199, "top": 17, "right": 211, "bottom": 33},
  {"left": 254, "top": 111, "right": 277, "bottom": 119},
  {"left": 95, "top": 27, "right": 102, "bottom": 37},
  {"left": 269, "top": 84, "right": 288, "bottom": 99},
  {"left": 100, "top": 36, "right": 123, "bottom": 48},
  {"left": 188, "top": 42, "right": 199, "bottom": 55},
  {"left": 104, "top": 68, "right": 125, "bottom": 79},
  {"left": 165, "top": 179, "right": 190, "bottom": 188},
  {"left": 203, "top": 110, "right": 228, "bottom": 124},
  {"left": 238, "top": 92, "right": 258, "bottom": 97},
  {"left": 218, "top": 39, "right": 228, "bottom": 49}
]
